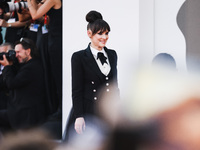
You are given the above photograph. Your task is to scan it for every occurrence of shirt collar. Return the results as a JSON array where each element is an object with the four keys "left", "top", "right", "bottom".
[{"left": 90, "top": 46, "right": 106, "bottom": 59}]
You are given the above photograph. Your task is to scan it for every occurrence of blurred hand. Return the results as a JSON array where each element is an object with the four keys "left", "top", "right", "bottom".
[
  {"left": 0, "top": 19, "right": 7, "bottom": 27},
  {"left": 0, "top": 8, "right": 3, "bottom": 15},
  {"left": 0, "top": 55, "right": 12, "bottom": 66},
  {"left": 74, "top": 117, "right": 85, "bottom": 134}
]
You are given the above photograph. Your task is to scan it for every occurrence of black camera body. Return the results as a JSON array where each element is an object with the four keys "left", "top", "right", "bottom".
[{"left": 0, "top": 50, "right": 16, "bottom": 61}]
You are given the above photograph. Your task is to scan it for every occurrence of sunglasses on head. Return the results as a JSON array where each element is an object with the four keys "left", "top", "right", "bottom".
[{"left": 20, "top": 38, "right": 31, "bottom": 45}]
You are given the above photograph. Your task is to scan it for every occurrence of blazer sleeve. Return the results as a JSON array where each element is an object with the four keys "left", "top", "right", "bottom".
[
  {"left": 71, "top": 52, "right": 85, "bottom": 118},
  {"left": 112, "top": 50, "right": 120, "bottom": 95}
]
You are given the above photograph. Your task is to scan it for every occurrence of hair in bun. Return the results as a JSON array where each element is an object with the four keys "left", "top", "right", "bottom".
[
  {"left": 86, "top": 10, "right": 103, "bottom": 23},
  {"left": 86, "top": 10, "right": 110, "bottom": 35}
]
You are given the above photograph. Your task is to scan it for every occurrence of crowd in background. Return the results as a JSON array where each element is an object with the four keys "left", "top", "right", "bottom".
[{"left": 0, "top": 0, "right": 62, "bottom": 140}]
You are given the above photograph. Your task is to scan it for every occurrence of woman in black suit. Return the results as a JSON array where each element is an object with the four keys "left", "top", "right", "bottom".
[{"left": 64, "top": 10, "right": 119, "bottom": 140}]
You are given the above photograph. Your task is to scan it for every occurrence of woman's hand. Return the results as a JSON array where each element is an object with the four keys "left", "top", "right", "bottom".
[{"left": 74, "top": 117, "right": 85, "bottom": 134}]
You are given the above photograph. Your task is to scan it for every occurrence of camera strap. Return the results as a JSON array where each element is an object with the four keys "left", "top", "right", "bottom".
[{"left": 44, "top": 13, "right": 47, "bottom": 30}]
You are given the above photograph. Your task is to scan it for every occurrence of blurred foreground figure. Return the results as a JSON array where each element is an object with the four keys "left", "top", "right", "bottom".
[
  {"left": 103, "top": 98, "right": 200, "bottom": 150},
  {"left": 59, "top": 117, "right": 107, "bottom": 150},
  {"left": 0, "top": 129, "right": 58, "bottom": 150},
  {"left": 99, "top": 65, "right": 200, "bottom": 150},
  {"left": 61, "top": 61, "right": 200, "bottom": 149}
]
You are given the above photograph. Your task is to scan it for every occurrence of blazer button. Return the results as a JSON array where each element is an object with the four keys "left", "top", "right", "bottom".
[
  {"left": 94, "top": 97, "right": 97, "bottom": 100},
  {"left": 106, "top": 83, "right": 109, "bottom": 86},
  {"left": 91, "top": 81, "right": 95, "bottom": 84},
  {"left": 105, "top": 77, "right": 109, "bottom": 80},
  {"left": 93, "top": 89, "right": 96, "bottom": 92},
  {"left": 106, "top": 89, "right": 110, "bottom": 92}
]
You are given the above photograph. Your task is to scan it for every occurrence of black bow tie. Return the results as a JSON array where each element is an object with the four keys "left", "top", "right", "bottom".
[{"left": 97, "top": 52, "right": 108, "bottom": 65}]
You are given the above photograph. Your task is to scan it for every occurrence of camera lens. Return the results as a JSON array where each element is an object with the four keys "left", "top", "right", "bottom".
[
  {"left": 0, "top": 50, "right": 16, "bottom": 61},
  {"left": 4, "top": 1, "right": 28, "bottom": 12},
  {"left": 6, "top": 2, "right": 15, "bottom": 12}
]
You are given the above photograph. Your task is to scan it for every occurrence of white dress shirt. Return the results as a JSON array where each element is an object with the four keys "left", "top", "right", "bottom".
[{"left": 90, "top": 46, "right": 111, "bottom": 76}]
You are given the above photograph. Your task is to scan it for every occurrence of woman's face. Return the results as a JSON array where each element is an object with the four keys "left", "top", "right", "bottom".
[{"left": 88, "top": 30, "right": 109, "bottom": 50}]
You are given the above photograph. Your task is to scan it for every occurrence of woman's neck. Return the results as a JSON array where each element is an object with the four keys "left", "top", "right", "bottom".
[{"left": 90, "top": 43, "right": 103, "bottom": 51}]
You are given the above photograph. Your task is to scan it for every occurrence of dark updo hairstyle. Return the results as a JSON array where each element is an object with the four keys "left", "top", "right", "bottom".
[{"left": 86, "top": 10, "right": 110, "bottom": 35}]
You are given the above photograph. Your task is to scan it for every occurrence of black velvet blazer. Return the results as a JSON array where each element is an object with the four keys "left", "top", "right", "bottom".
[{"left": 71, "top": 44, "right": 119, "bottom": 119}]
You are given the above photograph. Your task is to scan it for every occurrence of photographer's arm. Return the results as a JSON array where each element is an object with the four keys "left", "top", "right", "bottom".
[
  {"left": 3, "top": 12, "right": 12, "bottom": 21},
  {"left": 27, "top": 0, "right": 59, "bottom": 20},
  {"left": 17, "top": 9, "right": 32, "bottom": 22},
  {"left": 0, "top": 19, "right": 30, "bottom": 28}
]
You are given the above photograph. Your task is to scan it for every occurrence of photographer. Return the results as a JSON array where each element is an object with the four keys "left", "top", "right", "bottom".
[
  {"left": 0, "top": 43, "right": 14, "bottom": 133},
  {"left": 0, "top": 38, "right": 47, "bottom": 131},
  {"left": 0, "top": 0, "right": 30, "bottom": 44},
  {"left": 0, "top": 44, "right": 13, "bottom": 110}
]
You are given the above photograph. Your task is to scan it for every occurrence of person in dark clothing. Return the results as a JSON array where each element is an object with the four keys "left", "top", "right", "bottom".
[
  {"left": 0, "top": 38, "right": 46, "bottom": 130},
  {"left": 0, "top": 43, "right": 14, "bottom": 134},
  {"left": 4, "top": 10, "right": 26, "bottom": 44},
  {"left": 27, "top": 0, "right": 62, "bottom": 139},
  {"left": 63, "top": 10, "right": 119, "bottom": 141},
  {"left": 0, "top": 43, "right": 14, "bottom": 110},
  {"left": 0, "top": 0, "right": 30, "bottom": 44}
]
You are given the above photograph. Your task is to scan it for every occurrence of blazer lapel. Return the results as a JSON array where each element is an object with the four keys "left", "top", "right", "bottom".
[
  {"left": 105, "top": 47, "right": 116, "bottom": 74},
  {"left": 84, "top": 45, "right": 105, "bottom": 80}
]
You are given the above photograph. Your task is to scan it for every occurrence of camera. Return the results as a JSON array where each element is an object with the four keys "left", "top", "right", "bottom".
[
  {"left": 0, "top": 0, "right": 10, "bottom": 18},
  {"left": 0, "top": 0, "right": 28, "bottom": 14},
  {"left": 6, "top": 1, "right": 28, "bottom": 12},
  {"left": 0, "top": 50, "right": 16, "bottom": 61}
]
